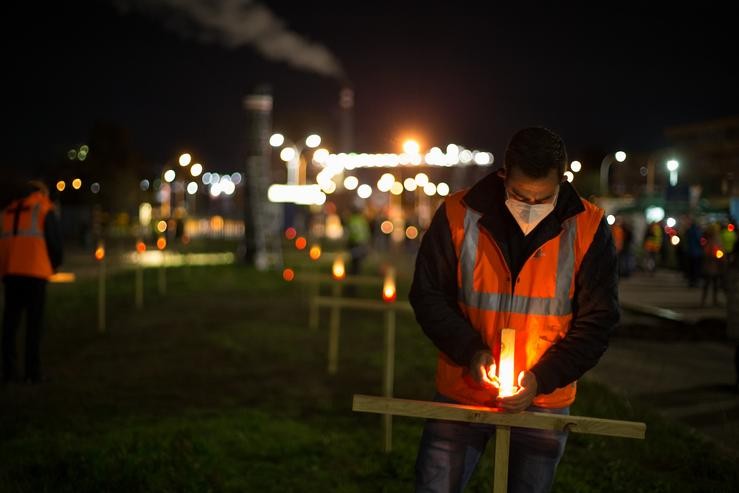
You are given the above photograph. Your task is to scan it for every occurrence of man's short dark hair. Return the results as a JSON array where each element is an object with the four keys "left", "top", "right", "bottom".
[{"left": 504, "top": 127, "right": 567, "bottom": 179}]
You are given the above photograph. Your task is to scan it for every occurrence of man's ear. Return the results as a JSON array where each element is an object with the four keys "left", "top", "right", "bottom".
[{"left": 496, "top": 168, "right": 506, "bottom": 179}]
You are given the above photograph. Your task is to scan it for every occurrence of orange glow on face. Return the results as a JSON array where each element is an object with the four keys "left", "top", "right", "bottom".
[
  {"left": 332, "top": 256, "right": 346, "bottom": 280},
  {"left": 309, "top": 245, "right": 321, "bottom": 260},
  {"left": 382, "top": 268, "right": 396, "bottom": 303},
  {"left": 136, "top": 241, "right": 146, "bottom": 253},
  {"left": 283, "top": 268, "right": 295, "bottom": 282},
  {"left": 498, "top": 328, "right": 516, "bottom": 397},
  {"left": 285, "top": 227, "right": 297, "bottom": 240},
  {"left": 295, "top": 236, "right": 307, "bottom": 250},
  {"left": 157, "top": 237, "right": 167, "bottom": 250},
  {"left": 94, "top": 246, "right": 105, "bottom": 261}
]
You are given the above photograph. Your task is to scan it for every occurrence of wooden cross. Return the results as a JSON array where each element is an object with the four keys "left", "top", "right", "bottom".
[
  {"left": 313, "top": 296, "right": 414, "bottom": 452},
  {"left": 353, "top": 394, "right": 646, "bottom": 493},
  {"left": 6, "top": 201, "right": 31, "bottom": 235}
]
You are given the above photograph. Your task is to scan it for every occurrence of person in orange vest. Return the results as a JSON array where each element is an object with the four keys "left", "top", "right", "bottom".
[
  {"left": 1, "top": 180, "right": 63, "bottom": 384},
  {"left": 409, "top": 127, "right": 619, "bottom": 492}
]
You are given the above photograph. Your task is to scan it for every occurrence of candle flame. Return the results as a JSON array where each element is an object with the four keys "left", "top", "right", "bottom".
[
  {"left": 136, "top": 241, "right": 146, "bottom": 254},
  {"left": 498, "top": 328, "right": 516, "bottom": 397},
  {"left": 94, "top": 245, "right": 105, "bottom": 261},
  {"left": 332, "top": 255, "right": 345, "bottom": 280}
]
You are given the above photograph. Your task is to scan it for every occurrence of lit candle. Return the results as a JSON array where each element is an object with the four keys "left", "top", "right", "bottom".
[
  {"left": 332, "top": 255, "right": 345, "bottom": 280},
  {"left": 382, "top": 267, "right": 396, "bottom": 303},
  {"left": 94, "top": 242, "right": 105, "bottom": 261},
  {"left": 498, "top": 328, "right": 516, "bottom": 397}
]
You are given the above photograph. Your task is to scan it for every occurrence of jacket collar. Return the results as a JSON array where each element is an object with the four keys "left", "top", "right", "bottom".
[
  {"left": 461, "top": 171, "right": 584, "bottom": 223},
  {"left": 460, "top": 171, "right": 586, "bottom": 272}
]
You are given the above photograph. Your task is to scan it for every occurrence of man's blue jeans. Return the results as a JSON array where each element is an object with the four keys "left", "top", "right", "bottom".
[{"left": 415, "top": 394, "right": 569, "bottom": 493}]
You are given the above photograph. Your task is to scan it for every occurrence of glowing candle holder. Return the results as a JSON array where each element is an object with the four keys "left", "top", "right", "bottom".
[
  {"left": 498, "top": 328, "right": 516, "bottom": 397},
  {"left": 382, "top": 267, "right": 397, "bottom": 303}
]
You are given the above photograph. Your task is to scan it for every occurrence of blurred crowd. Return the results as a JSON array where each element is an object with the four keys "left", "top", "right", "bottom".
[{"left": 610, "top": 214, "right": 737, "bottom": 306}]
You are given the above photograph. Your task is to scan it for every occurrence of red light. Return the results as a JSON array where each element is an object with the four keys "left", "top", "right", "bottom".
[
  {"left": 94, "top": 246, "right": 105, "bottom": 261},
  {"left": 729, "top": 224, "right": 735, "bottom": 232},
  {"left": 157, "top": 237, "right": 167, "bottom": 250},
  {"left": 283, "top": 268, "right": 295, "bottom": 282},
  {"left": 285, "top": 227, "right": 297, "bottom": 240},
  {"left": 136, "top": 241, "right": 146, "bottom": 253},
  {"left": 295, "top": 237, "right": 307, "bottom": 250}
]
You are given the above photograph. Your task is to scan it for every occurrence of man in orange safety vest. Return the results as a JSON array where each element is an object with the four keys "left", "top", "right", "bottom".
[
  {"left": 1, "top": 180, "right": 63, "bottom": 384},
  {"left": 410, "top": 127, "right": 619, "bottom": 492}
]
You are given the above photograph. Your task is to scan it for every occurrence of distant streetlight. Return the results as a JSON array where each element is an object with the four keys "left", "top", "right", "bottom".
[
  {"left": 160, "top": 152, "right": 205, "bottom": 218},
  {"left": 403, "top": 139, "right": 421, "bottom": 154},
  {"left": 599, "top": 151, "right": 627, "bottom": 196},
  {"left": 570, "top": 160, "right": 582, "bottom": 173},
  {"left": 270, "top": 132, "right": 323, "bottom": 185},
  {"left": 305, "top": 134, "right": 322, "bottom": 148},
  {"left": 666, "top": 159, "right": 679, "bottom": 186}
]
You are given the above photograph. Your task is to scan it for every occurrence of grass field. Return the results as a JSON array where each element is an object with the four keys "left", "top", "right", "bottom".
[{"left": 1, "top": 262, "right": 737, "bottom": 492}]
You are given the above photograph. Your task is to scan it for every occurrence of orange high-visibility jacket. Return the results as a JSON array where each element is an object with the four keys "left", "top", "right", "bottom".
[
  {"left": 0, "top": 192, "right": 55, "bottom": 280},
  {"left": 437, "top": 190, "right": 604, "bottom": 408}
]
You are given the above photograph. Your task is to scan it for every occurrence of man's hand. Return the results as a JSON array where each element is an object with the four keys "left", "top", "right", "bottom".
[
  {"left": 496, "top": 371, "right": 538, "bottom": 412},
  {"left": 469, "top": 350, "right": 499, "bottom": 390}
]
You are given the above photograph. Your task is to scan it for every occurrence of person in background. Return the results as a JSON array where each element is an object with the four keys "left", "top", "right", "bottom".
[
  {"left": 700, "top": 223, "right": 726, "bottom": 307},
  {"left": 1, "top": 180, "right": 63, "bottom": 384},
  {"left": 344, "top": 203, "right": 371, "bottom": 296},
  {"left": 643, "top": 221, "right": 663, "bottom": 274},
  {"left": 684, "top": 216, "right": 704, "bottom": 288},
  {"left": 724, "top": 218, "right": 739, "bottom": 393},
  {"left": 720, "top": 221, "right": 736, "bottom": 263}
]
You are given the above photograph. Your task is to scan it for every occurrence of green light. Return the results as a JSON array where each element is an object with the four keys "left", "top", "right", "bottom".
[
  {"left": 80, "top": 145, "right": 89, "bottom": 153},
  {"left": 68, "top": 149, "right": 77, "bottom": 160}
]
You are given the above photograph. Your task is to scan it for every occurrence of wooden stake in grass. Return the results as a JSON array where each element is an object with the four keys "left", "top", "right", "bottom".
[
  {"left": 316, "top": 267, "right": 414, "bottom": 451},
  {"left": 157, "top": 236, "right": 167, "bottom": 296},
  {"left": 135, "top": 240, "right": 146, "bottom": 309},
  {"left": 353, "top": 395, "right": 646, "bottom": 493},
  {"left": 95, "top": 241, "right": 106, "bottom": 333}
]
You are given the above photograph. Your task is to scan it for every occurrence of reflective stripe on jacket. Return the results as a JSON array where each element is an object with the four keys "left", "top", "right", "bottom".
[
  {"left": 0, "top": 192, "right": 55, "bottom": 279},
  {"left": 436, "top": 189, "right": 604, "bottom": 408}
]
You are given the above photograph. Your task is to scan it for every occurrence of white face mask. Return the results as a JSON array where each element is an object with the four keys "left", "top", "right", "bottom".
[{"left": 505, "top": 186, "right": 559, "bottom": 236}]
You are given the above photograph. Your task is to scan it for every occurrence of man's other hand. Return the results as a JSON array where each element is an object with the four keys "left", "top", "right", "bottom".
[
  {"left": 469, "top": 350, "right": 499, "bottom": 390},
  {"left": 496, "top": 370, "right": 538, "bottom": 412}
]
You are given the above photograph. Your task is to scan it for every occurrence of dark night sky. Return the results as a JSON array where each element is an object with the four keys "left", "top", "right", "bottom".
[{"left": 4, "top": 1, "right": 739, "bottom": 176}]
